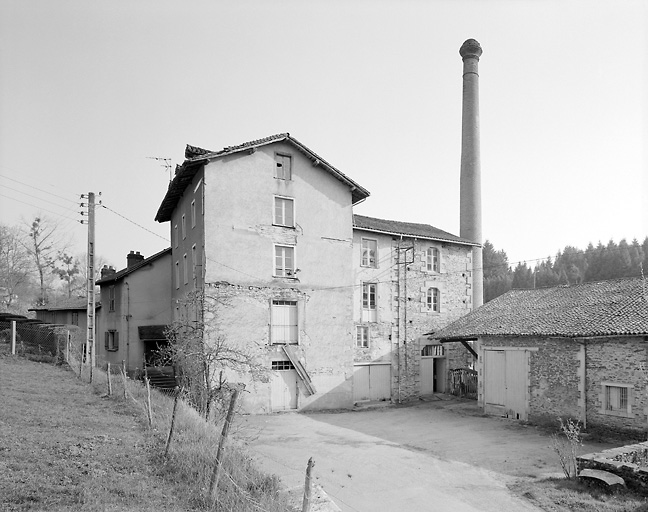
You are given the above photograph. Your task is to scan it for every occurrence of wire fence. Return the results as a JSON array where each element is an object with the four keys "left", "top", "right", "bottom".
[{"left": 1, "top": 318, "right": 305, "bottom": 511}]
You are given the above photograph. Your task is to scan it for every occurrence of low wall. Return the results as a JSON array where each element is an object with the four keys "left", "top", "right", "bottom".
[{"left": 578, "top": 441, "right": 648, "bottom": 493}]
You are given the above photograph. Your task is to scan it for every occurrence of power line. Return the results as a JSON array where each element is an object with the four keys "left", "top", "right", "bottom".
[
  {"left": 0, "top": 173, "right": 79, "bottom": 204},
  {"left": 0, "top": 182, "right": 80, "bottom": 215},
  {"left": 0, "top": 193, "right": 79, "bottom": 222},
  {"left": 100, "top": 204, "right": 170, "bottom": 243}
]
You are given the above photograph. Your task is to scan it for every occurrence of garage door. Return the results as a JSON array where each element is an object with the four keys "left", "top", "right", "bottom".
[
  {"left": 353, "top": 364, "right": 391, "bottom": 402},
  {"left": 483, "top": 350, "right": 528, "bottom": 420}
]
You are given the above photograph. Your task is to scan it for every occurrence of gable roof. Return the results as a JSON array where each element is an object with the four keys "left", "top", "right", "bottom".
[
  {"left": 28, "top": 297, "right": 99, "bottom": 312},
  {"left": 155, "top": 133, "right": 370, "bottom": 222},
  {"left": 353, "top": 214, "right": 479, "bottom": 247},
  {"left": 96, "top": 247, "right": 172, "bottom": 285},
  {"left": 430, "top": 277, "right": 648, "bottom": 340}
]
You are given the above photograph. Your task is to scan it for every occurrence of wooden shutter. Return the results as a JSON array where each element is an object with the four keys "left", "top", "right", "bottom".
[
  {"left": 114, "top": 332, "right": 119, "bottom": 350},
  {"left": 105, "top": 332, "right": 109, "bottom": 350}
]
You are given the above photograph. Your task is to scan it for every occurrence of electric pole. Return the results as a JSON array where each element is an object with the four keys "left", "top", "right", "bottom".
[{"left": 81, "top": 192, "right": 97, "bottom": 381}]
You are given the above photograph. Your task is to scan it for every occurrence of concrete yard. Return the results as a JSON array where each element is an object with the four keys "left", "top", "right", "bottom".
[{"left": 237, "top": 396, "right": 622, "bottom": 512}]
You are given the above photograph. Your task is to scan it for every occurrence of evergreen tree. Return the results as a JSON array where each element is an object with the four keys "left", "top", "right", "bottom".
[
  {"left": 482, "top": 240, "right": 512, "bottom": 302},
  {"left": 511, "top": 262, "right": 534, "bottom": 289}
]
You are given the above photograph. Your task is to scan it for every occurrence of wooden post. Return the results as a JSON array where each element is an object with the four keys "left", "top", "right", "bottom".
[
  {"left": 164, "top": 387, "right": 181, "bottom": 458},
  {"left": 66, "top": 330, "right": 70, "bottom": 364},
  {"left": 302, "top": 457, "right": 315, "bottom": 512},
  {"left": 145, "top": 377, "right": 153, "bottom": 427},
  {"left": 10, "top": 320, "right": 16, "bottom": 355},
  {"left": 209, "top": 389, "right": 239, "bottom": 505},
  {"left": 121, "top": 360, "right": 128, "bottom": 399},
  {"left": 107, "top": 362, "right": 112, "bottom": 396}
]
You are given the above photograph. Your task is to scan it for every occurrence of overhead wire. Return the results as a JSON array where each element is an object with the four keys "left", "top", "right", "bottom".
[{"left": 0, "top": 172, "right": 79, "bottom": 204}]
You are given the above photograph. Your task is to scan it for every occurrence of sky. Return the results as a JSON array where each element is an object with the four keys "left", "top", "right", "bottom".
[{"left": 1, "top": 0, "right": 646, "bottom": 272}]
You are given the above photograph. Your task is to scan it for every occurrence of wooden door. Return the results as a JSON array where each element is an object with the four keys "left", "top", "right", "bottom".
[
  {"left": 420, "top": 357, "right": 435, "bottom": 395},
  {"left": 271, "top": 363, "right": 298, "bottom": 411},
  {"left": 353, "top": 364, "right": 391, "bottom": 402},
  {"left": 484, "top": 350, "right": 506, "bottom": 406},
  {"left": 353, "top": 365, "right": 370, "bottom": 402},
  {"left": 504, "top": 350, "right": 528, "bottom": 420}
]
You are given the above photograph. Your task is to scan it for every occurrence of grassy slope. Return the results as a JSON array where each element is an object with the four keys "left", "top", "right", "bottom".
[
  {"left": 0, "top": 352, "right": 290, "bottom": 512},
  {"left": 0, "top": 355, "right": 193, "bottom": 511}
]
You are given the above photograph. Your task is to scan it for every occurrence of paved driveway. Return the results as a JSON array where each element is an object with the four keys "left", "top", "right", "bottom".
[{"left": 236, "top": 397, "right": 583, "bottom": 511}]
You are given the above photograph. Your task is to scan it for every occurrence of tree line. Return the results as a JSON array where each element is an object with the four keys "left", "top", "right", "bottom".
[
  {"left": 483, "top": 237, "right": 648, "bottom": 302},
  {"left": 0, "top": 216, "right": 105, "bottom": 314}
]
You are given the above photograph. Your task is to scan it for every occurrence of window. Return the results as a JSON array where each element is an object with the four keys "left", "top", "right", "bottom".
[
  {"left": 275, "top": 153, "right": 292, "bottom": 180},
  {"left": 105, "top": 330, "right": 119, "bottom": 352},
  {"left": 426, "top": 247, "right": 440, "bottom": 272},
  {"left": 192, "top": 245, "right": 197, "bottom": 280},
  {"left": 272, "top": 360, "right": 296, "bottom": 371},
  {"left": 361, "top": 238, "right": 378, "bottom": 267},
  {"left": 191, "top": 200, "right": 196, "bottom": 228},
  {"left": 422, "top": 344, "right": 444, "bottom": 357},
  {"left": 362, "top": 282, "right": 377, "bottom": 322},
  {"left": 274, "top": 197, "right": 294, "bottom": 227},
  {"left": 601, "top": 383, "right": 633, "bottom": 417},
  {"left": 356, "top": 326, "right": 369, "bottom": 348},
  {"left": 181, "top": 214, "right": 186, "bottom": 239},
  {"left": 174, "top": 224, "right": 178, "bottom": 248},
  {"left": 71, "top": 312, "right": 79, "bottom": 326},
  {"left": 175, "top": 261, "right": 180, "bottom": 289},
  {"left": 274, "top": 245, "right": 295, "bottom": 277},
  {"left": 426, "top": 287, "right": 440, "bottom": 312},
  {"left": 183, "top": 254, "right": 188, "bottom": 284},
  {"left": 108, "top": 286, "right": 115, "bottom": 312},
  {"left": 271, "top": 300, "right": 298, "bottom": 344}
]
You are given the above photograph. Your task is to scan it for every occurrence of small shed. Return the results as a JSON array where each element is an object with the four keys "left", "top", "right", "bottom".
[{"left": 428, "top": 277, "right": 648, "bottom": 435}]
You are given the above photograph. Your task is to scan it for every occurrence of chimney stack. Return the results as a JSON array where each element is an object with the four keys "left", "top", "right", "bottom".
[
  {"left": 459, "top": 39, "right": 484, "bottom": 308},
  {"left": 100, "top": 265, "right": 116, "bottom": 279},
  {"left": 127, "top": 251, "right": 145, "bottom": 268}
]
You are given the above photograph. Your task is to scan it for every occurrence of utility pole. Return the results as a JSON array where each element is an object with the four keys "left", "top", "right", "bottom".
[{"left": 81, "top": 192, "right": 97, "bottom": 381}]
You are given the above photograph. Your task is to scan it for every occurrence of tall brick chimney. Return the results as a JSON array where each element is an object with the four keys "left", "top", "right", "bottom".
[
  {"left": 127, "top": 251, "right": 145, "bottom": 268},
  {"left": 459, "top": 39, "right": 484, "bottom": 308}
]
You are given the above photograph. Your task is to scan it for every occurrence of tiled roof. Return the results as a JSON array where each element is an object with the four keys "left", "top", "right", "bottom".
[
  {"left": 353, "top": 214, "right": 479, "bottom": 247},
  {"left": 28, "top": 297, "right": 97, "bottom": 311},
  {"left": 155, "top": 133, "right": 370, "bottom": 222},
  {"left": 96, "top": 247, "right": 172, "bottom": 285},
  {"left": 430, "top": 277, "right": 648, "bottom": 340}
]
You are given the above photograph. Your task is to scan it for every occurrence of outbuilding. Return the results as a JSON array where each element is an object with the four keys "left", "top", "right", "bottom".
[{"left": 429, "top": 277, "right": 648, "bottom": 436}]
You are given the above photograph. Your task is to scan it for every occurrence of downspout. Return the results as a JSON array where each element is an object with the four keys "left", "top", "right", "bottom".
[
  {"left": 125, "top": 282, "right": 131, "bottom": 374},
  {"left": 396, "top": 237, "right": 402, "bottom": 404},
  {"left": 579, "top": 339, "right": 587, "bottom": 429}
]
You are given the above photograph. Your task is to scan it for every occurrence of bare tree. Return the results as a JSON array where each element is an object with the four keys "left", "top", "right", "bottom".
[
  {"left": 0, "top": 224, "right": 33, "bottom": 311},
  {"left": 23, "top": 216, "right": 69, "bottom": 305},
  {"left": 162, "top": 290, "right": 266, "bottom": 419},
  {"left": 53, "top": 252, "right": 83, "bottom": 299}
]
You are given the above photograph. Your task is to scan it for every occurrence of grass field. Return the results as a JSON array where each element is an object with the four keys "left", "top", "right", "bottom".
[{"left": 0, "top": 350, "right": 291, "bottom": 511}]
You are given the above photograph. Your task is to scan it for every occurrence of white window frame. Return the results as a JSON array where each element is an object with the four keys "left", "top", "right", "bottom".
[
  {"left": 426, "top": 247, "right": 440, "bottom": 272},
  {"left": 274, "top": 196, "right": 295, "bottom": 227},
  {"left": 108, "top": 286, "right": 115, "bottom": 312},
  {"left": 270, "top": 299, "right": 298, "bottom": 344},
  {"left": 191, "top": 244, "right": 197, "bottom": 281},
  {"left": 426, "top": 287, "right": 440, "bottom": 312},
  {"left": 173, "top": 224, "right": 178, "bottom": 248},
  {"left": 105, "top": 329, "right": 119, "bottom": 352},
  {"left": 274, "top": 245, "right": 296, "bottom": 278},
  {"left": 356, "top": 325, "right": 369, "bottom": 348},
  {"left": 274, "top": 153, "right": 292, "bottom": 180},
  {"left": 361, "top": 238, "right": 378, "bottom": 268},
  {"left": 600, "top": 382, "right": 633, "bottom": 418},
  {"left": 361, "top": 282, "right": 377, "bottom": 322}
]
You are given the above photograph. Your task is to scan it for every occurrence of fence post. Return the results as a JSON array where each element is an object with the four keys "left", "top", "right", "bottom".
[
  {"left": 66, "top": 330, "right": 70, "bottom": 364},
  {"left": 10, "top": 320, "right": 16, "bottom": 355},
  {"left": 302, "top": 457, "right": 315, "bottom": 512},
  {"left": 164, "top": 387, "right": 181, "bottom": 458},
  {"left": 107, "top": 362, "right": 112, "bottom": 396},
  {"left": 145, "top": 377, "right": 153, "bottom": 427},
  {"left": 209, "top": 388, "right": 239, "bottom": 505},
  {"left": 121, "top": 360, "right": 128, "bottom": 399}
]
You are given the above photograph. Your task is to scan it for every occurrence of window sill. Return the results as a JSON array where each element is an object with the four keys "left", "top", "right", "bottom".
[
  {"left": 106, "top": 348, "right": 119, "bottom": 352},
  {"left": 272, "top": 224, "right": 295, "bottom": 229},
  {"left": 599, "top": 408, "right": 634, "bottom": 418},
  {"left": 360, "top": 265, "right": 378, "bottom": 269}
]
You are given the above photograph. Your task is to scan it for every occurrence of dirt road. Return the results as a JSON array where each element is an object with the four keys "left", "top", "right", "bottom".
[{"left": 238, "top": 397, "right": 622, "bottom": 512}]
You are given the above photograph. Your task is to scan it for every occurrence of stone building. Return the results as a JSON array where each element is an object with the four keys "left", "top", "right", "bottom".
[
  {"left": 153, "top": 133, "right": 477, "bottom": 413},
  {"left": 431, "top": 277, "right": 648, "bottom": 435}
]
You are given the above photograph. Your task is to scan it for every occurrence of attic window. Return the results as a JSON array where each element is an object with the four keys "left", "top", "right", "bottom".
[{"left": 275, "top": 153, "right": 292, "bottom": 180}]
